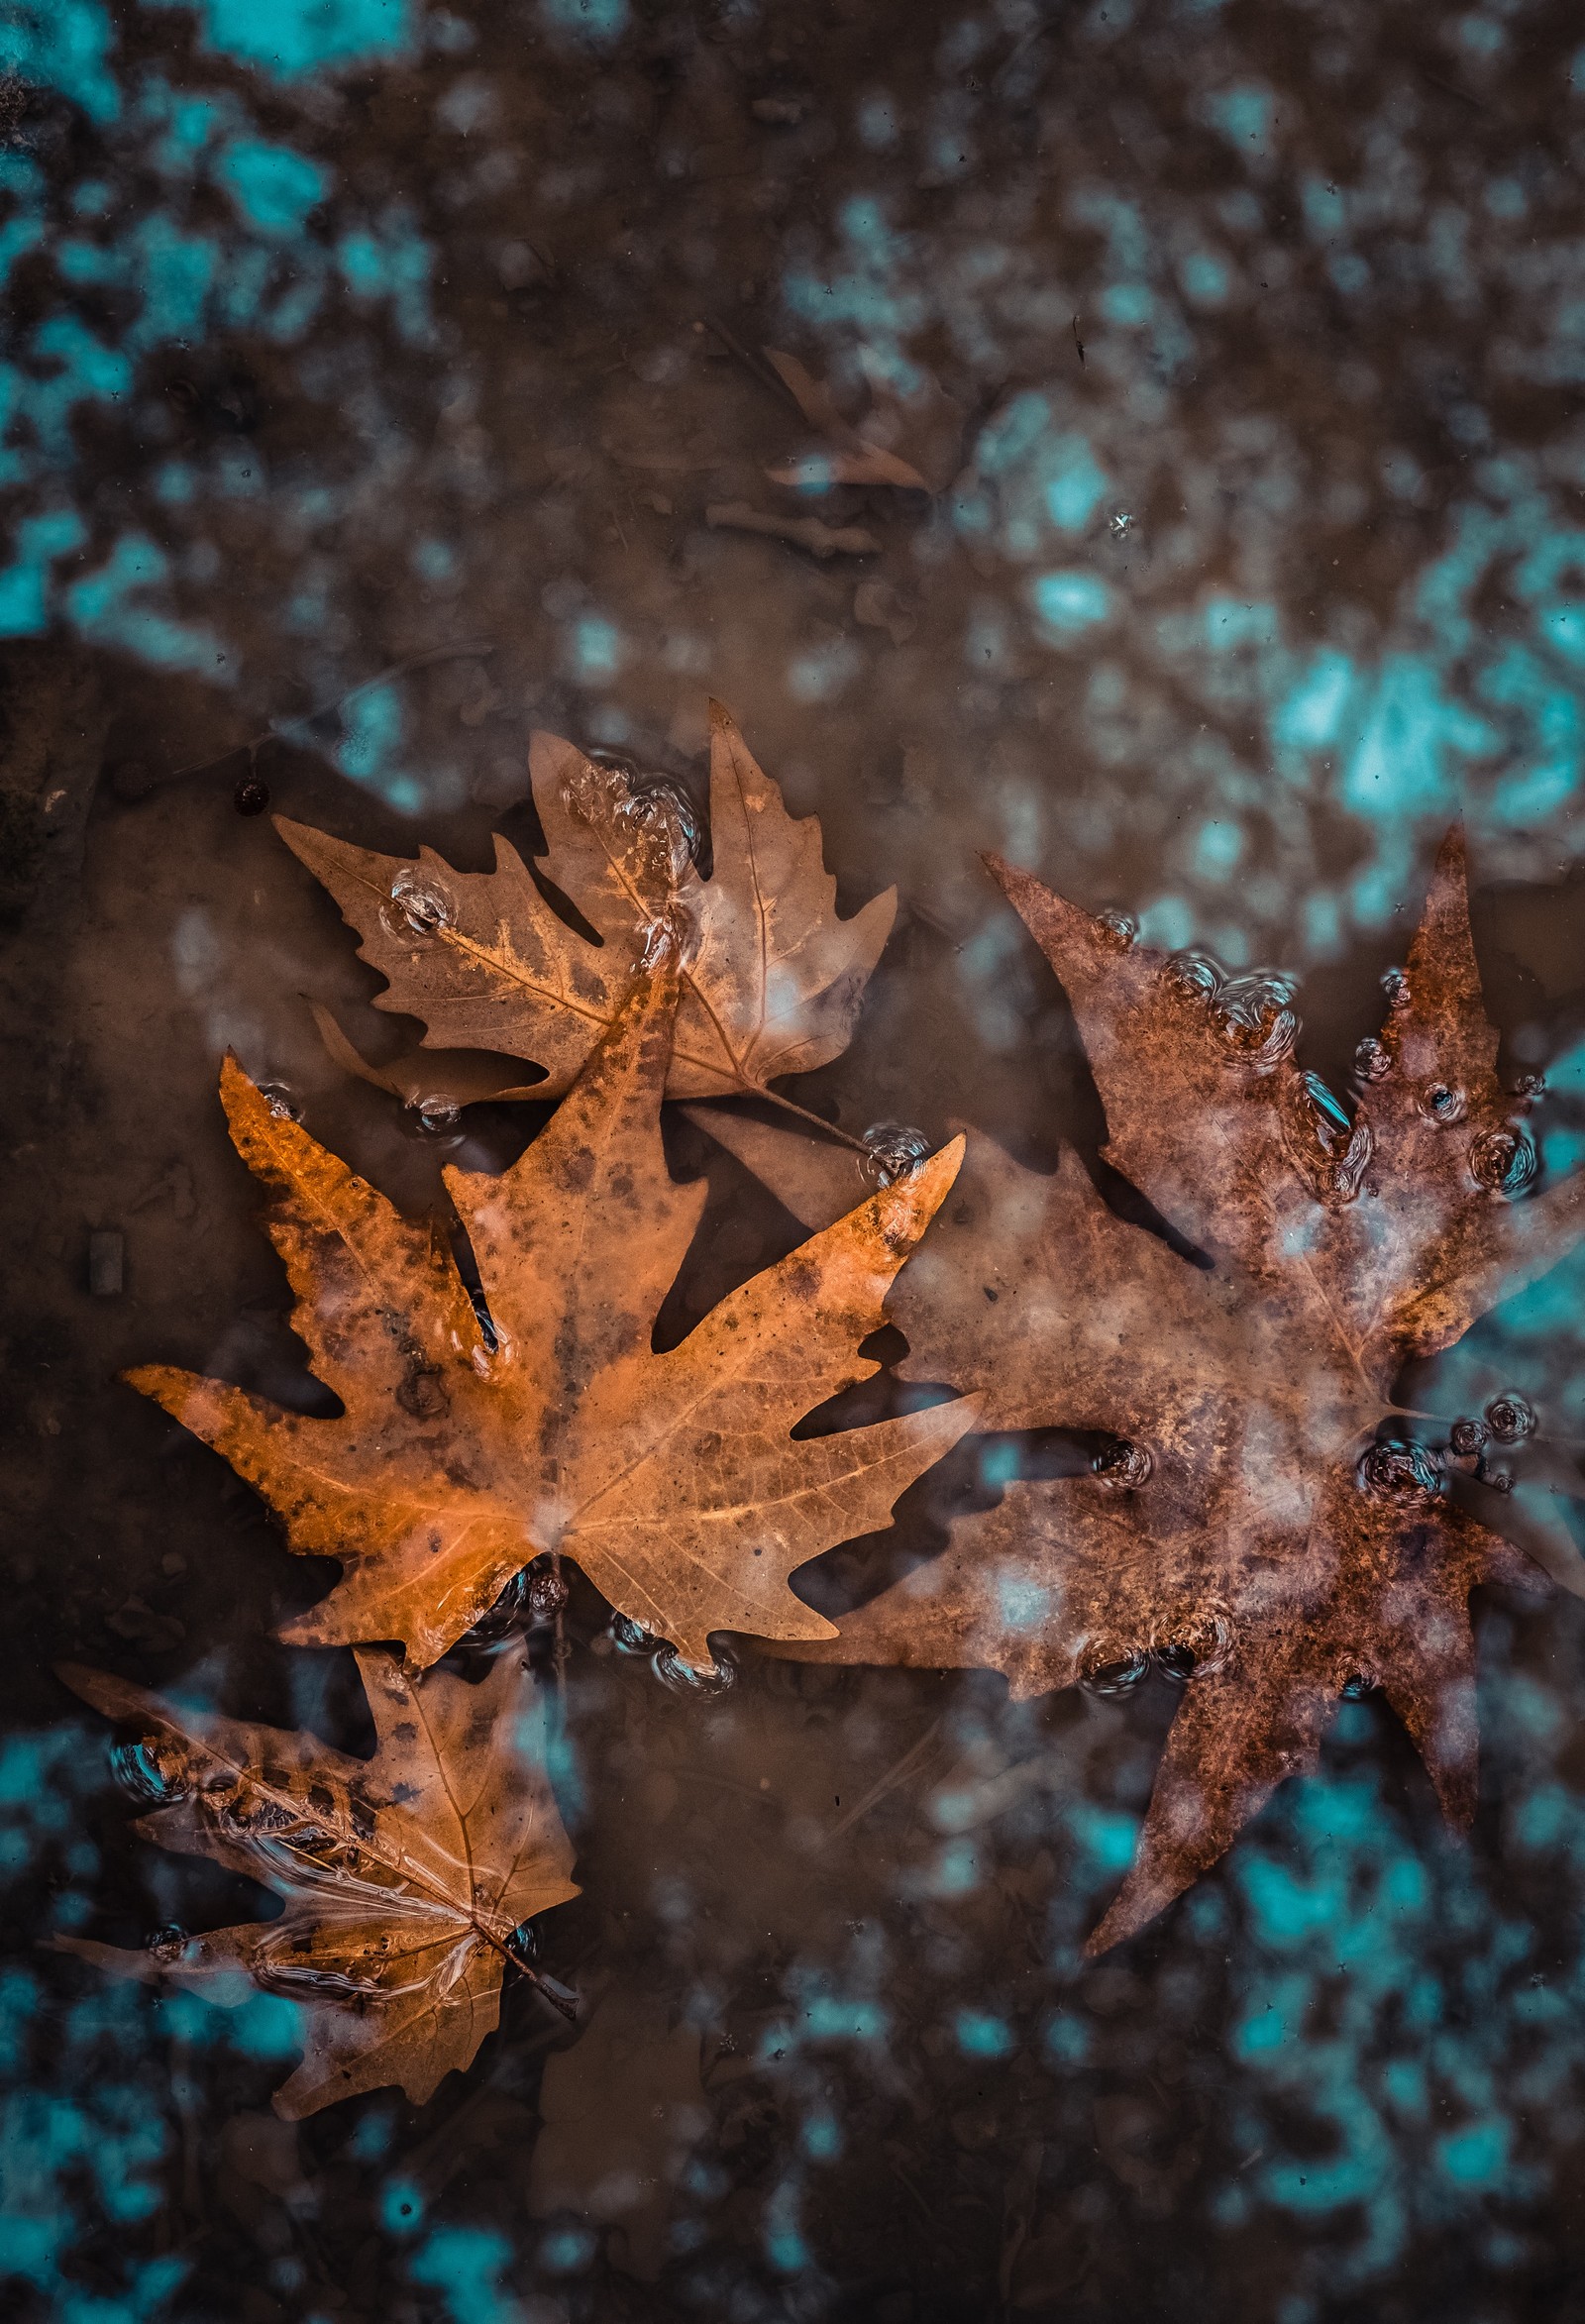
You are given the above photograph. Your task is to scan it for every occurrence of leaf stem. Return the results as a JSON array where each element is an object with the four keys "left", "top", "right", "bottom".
[{"left": 744, "top": 1083, "right": 871, "bottom": 1156}]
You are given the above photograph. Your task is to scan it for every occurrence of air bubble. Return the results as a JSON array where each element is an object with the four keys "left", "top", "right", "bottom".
[
  {"left": 1422, "top": 1083, "right": 1466, "bottom": 1125},
  {"left": 233, "top": 774, "right": 270, "bottom": 817},
  {"left": 145, "top": 1923, "right": 189, "bottom": 1965},
  {"left": 1515, "top": 1072, "right": 1545, "bottom": 1101},
  {"left": 463, "top": 1559, "right": 568, "bottom": 1646},
  {"left": 1484, "top": 1392, "right": 1535, "bottom": 1444},
  {"left": 258, "top": 1083, "right": 303, "bottom": 1124},
  {"left": 382, "top": 867, "right": 457, "bottom": 941},
  {"left": 1486, "top": 1465, "right": 1516, "bottom": 1494},
  {"left": 1303, "top": 1072, "right": 1350, "bottom": 1144},
  {"left": 1380, "top": 967, "right": 1411, "bottom": 1011},
  {"left": 862, "top": 1122, "right": 930, "bottom": 1189},
  {"left": 110, "top": 1737, "right": 191, "bottom": 1806},
  {"left": 1096, "top": 907, "right": 1137, "bottom": 950},
  {"left": 1448, "top": 1417, "right": 1488, "bottom": 1460},
  {"left": 1217, "top": 972, "right": 1299, "bottom": 1073},
  {"left": 1149, "top": 1603, "right": 1234, "bottom": 1681},
  {"left": 571, "top": 752, "right": 700, "bottom": 889},
  {"left": 1092, "top": 1439, "right": 1153, "bottom": 1491},
  {"left": 652, "top": 1643, "right": 737, "bottom": 1698},
  {"left": 1353, "top": 1037, "right": 1392, "bottom": 1084},
  {"left": 608, "top": 1612, "right": 658, "bottom": 1655},
  {"left": 1469, "top": 1126, "right": 1537, "bottom": 1198},
  {"left": 1357, "top": 1438, "right": 1443, "bottom": 1505},
  {"left": 1079, "top": 1645, "right": 1150, "bottom": 1698},
  {"left": 1166, "top": 949, "right": 1224, "bottom": 1002},
  {"left": 1338, "top": 1671, "right": 1377, "bottom": 1701},
  {"left": 412, "top": 1096, "right": 462, "bottom": 1137}
]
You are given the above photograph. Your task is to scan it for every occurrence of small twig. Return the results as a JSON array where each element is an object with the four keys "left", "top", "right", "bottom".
[
  {"left": 703, "top": 313, "right": 803, "bottom": 411},
  {"left": 825, "top": 1717, "right": 942, "bottom": 1842},
  {"left": 735, "top": 1083, "right": 871, "bottom": 1156},
  {"left": 1418, "top": 67, "right": 1489, "bottom": 113},
  {"left": 158, "top": 638, "right": 496, "bottom": 788}
]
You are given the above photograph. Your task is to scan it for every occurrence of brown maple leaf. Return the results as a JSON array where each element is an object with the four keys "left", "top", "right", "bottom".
[
  {"left": 128, "top": 962, "right": 973, "bottom": 1671},
  {"left": 690, "top": 832, "right": 1585, "bottom": 1947},
  {"left": 277, "top": 700, "right": 894, "bottom": 1121},
  {"left": 53, "top": 1640, "right": 577, "bottom": 2117}
]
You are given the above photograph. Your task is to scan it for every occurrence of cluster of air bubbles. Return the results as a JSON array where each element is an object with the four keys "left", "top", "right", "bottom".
[
  {"left": 1485, "top": 1391, "right": 1535, "bottom": 1444},
  {"left": 570, "top": 750, "right": 701, "bottom": 889},
  {"left": 1092, "top": 1438, "right": 1153, "bottom": 1492},
  {"left": 110, "top": 1736, "right": 191, "bottom": 1806},
  {"left": 1096, "top": 907, "right": 1137, "bottom": 950},
  {"left": 382, "top": 866, "right": 458, "bottom": 942},
  {"left": 1353, "top": 1036, "right": 1393, "bottom": 1085},
  {"left": 1422, "top": 1083, "right": 1466, "bottom": 1125},
  {"left": 1357, "top": 1437, "right": 1443, "bottom": 1505},
  {"left": 1515, "top": 1071, "right": 1545, "bottom": 1101},
  {"left": 1166, "top": 948, "right": 1223, "bottom": 1001},
  {"left": 1217, "top": 971, "right": 1300, "bottom": 1073},
  {"left": 145, "top": 1923, "right": 189, "bottom": 1966},
  {"left": 652, "top": 1643, "right": 737, "bottom": 1698},
  {"left": 1079, "top": 1644, "right": 1151, "bottom": 1697},
  {"left": 258, "top": 1083, "right": 303, "bottom": 1123},
  {"left": 1469, "top": 1125, "right": 1538, "bottom": 1199},
  {"left": 1380, "top": 967, "right": 1412, "bottom": 1011},
  {"left": 862, "top": 1121, "right": 930, "bottom": 1189},
  {"left": 465, "top": 1559, "right": 568, "bottom": 1646}
]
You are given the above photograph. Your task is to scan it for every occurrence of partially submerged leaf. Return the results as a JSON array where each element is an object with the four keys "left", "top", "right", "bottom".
[
  {"left": 54, "top": 1642, "right": 577, "bottom": 2118},
  {"left": 762, "top": 348, "right": 960, "bottom": 494},
  {"left": 310, "top": 1001, "right": 543, "bottom": 1111},
  {"left": 128, "top": 968, "right": 974, "bottom": 1671},
  {"left": 706, "top": 501, "right": 882, "bottom": 558},
  {"left": 279, "top": 701, "right": 895, "bottom": 1107},
  {"left": 701, "top": 833, "right": 1585, "bottom": 1946}
]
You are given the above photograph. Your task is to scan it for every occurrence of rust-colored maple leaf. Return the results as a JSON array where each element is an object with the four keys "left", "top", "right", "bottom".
[
  {"left": 128, "top": 964, "right": 973, "bottom": 1672},
  {"left": 692, "top": 833, "right": 1585, "bottom": 1947},
  {"left": 277, "top": 700, "right": 894, "bottom": 1118},
  {"left": 53, "top": 1641, "right": 577, "bottom": 2117}
]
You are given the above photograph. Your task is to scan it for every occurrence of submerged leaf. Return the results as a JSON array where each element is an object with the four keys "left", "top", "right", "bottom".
[
  {"left": 128, "top": 968, "right": 973, "bottom": 1671},
  {"left": 699, "top": 831, "right": 1585, "bottom": 1947},
  {"left": 280, "top": 701, "right": 895, "bottom": 1108},
  {"left": 55, "top": 1642, "right": 576, "bottom": 2117}
]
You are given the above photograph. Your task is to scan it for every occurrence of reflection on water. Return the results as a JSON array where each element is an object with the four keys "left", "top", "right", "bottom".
[{"left": 6, "top": 2, "right": 1585, "bottom": 2319}]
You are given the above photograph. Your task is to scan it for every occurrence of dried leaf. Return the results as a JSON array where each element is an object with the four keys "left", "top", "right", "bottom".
[
  {"left": 697, "top": 833, "right": 1585, "bottom": 1946},
  {"left": 761, "top": 347, "right": 962, "bottom": 494},
  {"left": 53, "top": 1641, "right": 576, "bottom": 2118},
  {"left": 278, "top": 701, "right": 895, "bottom": 1107},
  {"left": 128, "top": 968, "right": 974, "bottom": 1671}
]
